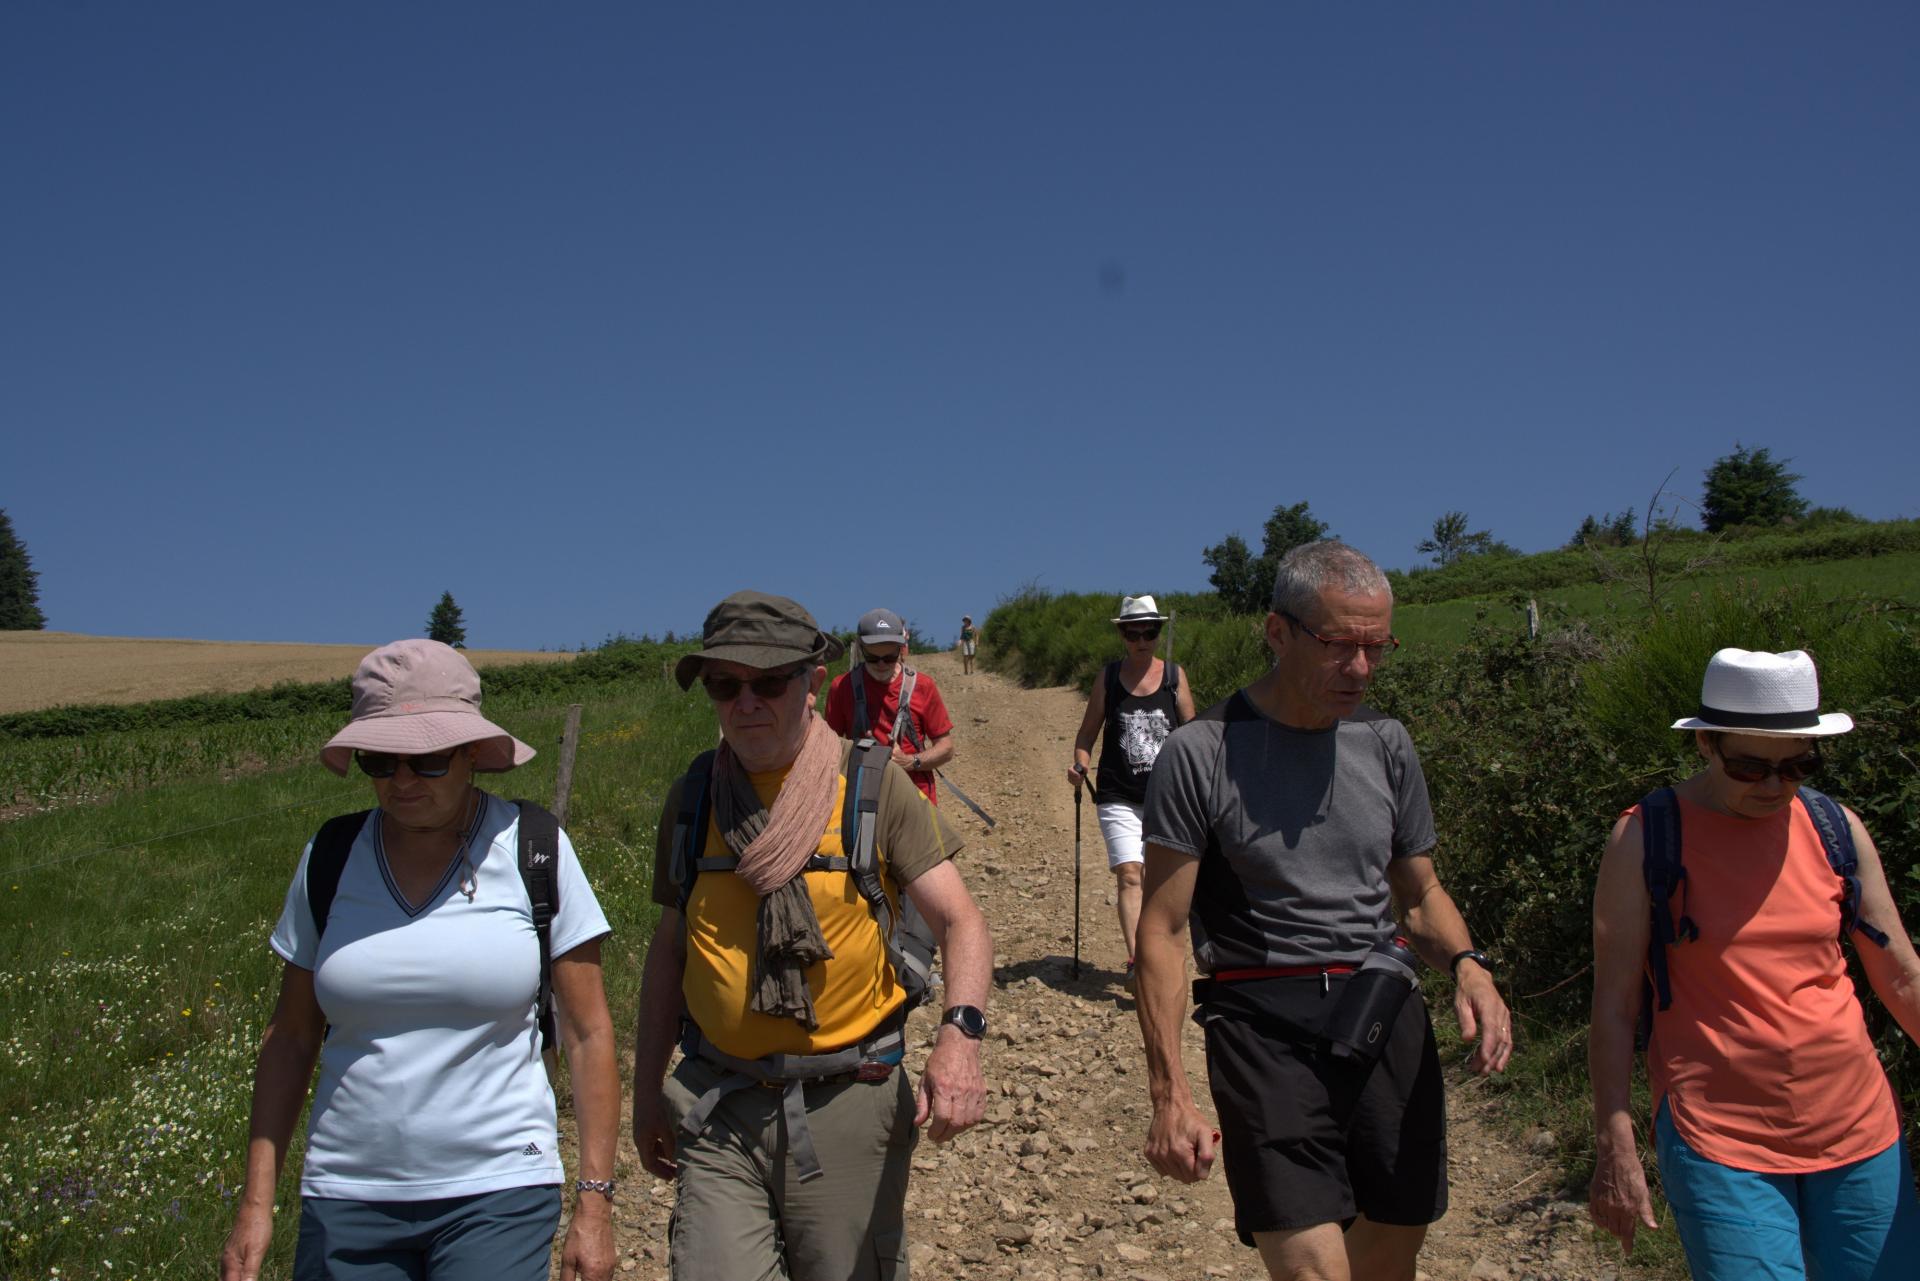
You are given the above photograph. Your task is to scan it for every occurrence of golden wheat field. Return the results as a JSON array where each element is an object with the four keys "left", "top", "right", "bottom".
[{"left": 0, "top": 632, "right": 578, "bottom": 714}]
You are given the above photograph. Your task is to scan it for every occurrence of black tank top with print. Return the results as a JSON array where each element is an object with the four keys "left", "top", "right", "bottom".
[{"left": 1095, "top": 660, "right": 1181, "bottom": 805}]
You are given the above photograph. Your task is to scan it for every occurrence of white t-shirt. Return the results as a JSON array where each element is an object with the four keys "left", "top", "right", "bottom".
[{"left": 270, "top": 792, "right": 610, "bottom": 1201}]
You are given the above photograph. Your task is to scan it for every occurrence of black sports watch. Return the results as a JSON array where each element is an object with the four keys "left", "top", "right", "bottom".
[
  {"left": 1450, "top": 949, "right": 1492, "bottom": 979},
  {"left": 940, "top": 1004, "right": 987, "bottom": 1040}
]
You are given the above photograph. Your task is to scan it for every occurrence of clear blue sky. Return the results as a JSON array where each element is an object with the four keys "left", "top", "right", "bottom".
[{"left": 6, "top": 3, "right": 1916, "bottom": 650}]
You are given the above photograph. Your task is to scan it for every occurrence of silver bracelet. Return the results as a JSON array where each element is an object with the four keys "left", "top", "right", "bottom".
[{"left": 574, "top": 1177, "right": 617, "bottom": 1201}]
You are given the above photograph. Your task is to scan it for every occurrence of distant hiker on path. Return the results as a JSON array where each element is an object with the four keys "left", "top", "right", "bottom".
[
  {"left": 825, "top": 607, "right": 956, "bottom": 805},
  {"left": 631, "top": 592, "right": 991, "bottom": 1281},
  {"left": 959, "top": 615, "right": 979, "bottom": 675},
  {"left": 1133, "top": 542, "right": 1511, "bottom": 1281},
  {"left": 221, "top": 639, "right": 620, "bottom": 1281},
  {"left": 1068, "top": 594, "right": 1195, "bottom": 979},
  {"left": 1588, "top": 647, "right": 1920, "bottom": 1278}
]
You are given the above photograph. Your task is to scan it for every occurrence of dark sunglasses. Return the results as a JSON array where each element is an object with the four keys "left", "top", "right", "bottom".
[
  {"left": 702, "top": 666, "right": 807, "bottom": 703},
  {"left": 1120, "top": 626, "right": 1162, "bottom": 642},
  {"left": 1714, "top": 745, "right": 1822, "bottom": 784},
  {"left": 355, "top": 750, "right": 457, "bottom": 780},
  {"left": 863, "top": 651, "right": 903, "bottom": 667}
]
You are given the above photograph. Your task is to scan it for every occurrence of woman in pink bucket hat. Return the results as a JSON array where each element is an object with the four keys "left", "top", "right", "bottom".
[
  {"left": 1589, "top": 648, "right": 1920, "bottom": 1279},
  {"left": 221, "top": 640, "right": 619, "bottom": 1281}
]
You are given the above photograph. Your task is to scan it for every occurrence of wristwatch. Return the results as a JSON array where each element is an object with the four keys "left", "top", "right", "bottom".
[
  {"left": 1449, "top": 949, "right": 1492, "bottom": 979},
  {"left": 940, "top": 1004, "right": 987, "bottom": 1040}
]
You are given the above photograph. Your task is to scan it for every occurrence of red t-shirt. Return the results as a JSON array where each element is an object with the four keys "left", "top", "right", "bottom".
[{"left": 824, "top": 668, "right": 954, "bottom": 804}]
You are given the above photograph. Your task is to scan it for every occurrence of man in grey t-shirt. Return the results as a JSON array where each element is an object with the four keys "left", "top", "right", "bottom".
[{"left": 1134, "top": 541, "right": 1511, "bottom": 1281}]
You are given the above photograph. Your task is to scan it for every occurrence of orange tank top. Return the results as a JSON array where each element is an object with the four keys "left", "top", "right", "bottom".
[{"left": 1639, "top": 792, "right": 1898, "bottom": 1172}]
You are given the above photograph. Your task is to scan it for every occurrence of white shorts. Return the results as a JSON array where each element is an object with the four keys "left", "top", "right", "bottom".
[
  {"left": 962, "top": 641, "right": 976, "bottom": 656},
  {"left": 1096, "top": 801, "right": 1145, "bottom": 869}
]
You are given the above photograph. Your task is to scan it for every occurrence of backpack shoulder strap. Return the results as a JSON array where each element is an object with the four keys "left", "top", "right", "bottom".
[
  {"left": 511, "top": 799, "right": 561, "bottom": 1053},
  {"left": 841, "top": 737, "right": 934, "bottom": 1005},
  {"left": 851, "top": 668, "right": 870, "bottom": 738},
  {"left": 894, "top": 668, "right": 920, "bottom": 751},
  {"left": 1165, "top": 662, "right": 1180, "bottom": 695},
  {"left": 1639, "top": 787, "right": 1695, "bottom": 1019},
  {"left": 670, "top": 751, "right": 719, "bottom": 915},
  {"left": 307, "top": 810, "right": 375, "bottom": 939},
  {"left": 1799, "top": 788, "right": 1889, "bottom": 948}
]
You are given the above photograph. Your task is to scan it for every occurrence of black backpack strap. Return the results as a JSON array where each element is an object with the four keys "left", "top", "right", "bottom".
[
  {"left": 512, "top": 800, "right": 561, "bottom": 1053},
  {"left": 851, "top": 669, "right": 871, "bottom": 739},
  {"left": 670, "top": 752, "right": 719, "bottom": 916},
  {"left": 1639, "top": 787, "right": 1695, "bottom": 1019},
  {"left": 307, "top": 810, "right": 375, "bottom": 940},
  {"left": 1165, "top": 662, "right": 1180, "bottom": 695},
  {"left": 1800, "top": 788, "right": 1890, "bottom": 948}
]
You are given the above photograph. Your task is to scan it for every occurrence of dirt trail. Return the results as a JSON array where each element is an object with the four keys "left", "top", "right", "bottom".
[{"left": 595, "top": 654, "right": 1625, "bottom": 1280}]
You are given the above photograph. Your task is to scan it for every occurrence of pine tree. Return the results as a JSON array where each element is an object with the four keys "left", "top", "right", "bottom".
[
  {"left": 426, "top": 592, "right": 467, "bottom": 648},
  {"left": 1701, "top": 445, "right": 1807, "bottom": 532},
  {"left": 0, "top": 509, "right": 47, "bottom": 630}
]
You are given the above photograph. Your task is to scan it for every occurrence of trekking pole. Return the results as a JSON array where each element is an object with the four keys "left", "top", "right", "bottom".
[{"left": 1072, "top": 781, "right": 1085, "bottom": 978}]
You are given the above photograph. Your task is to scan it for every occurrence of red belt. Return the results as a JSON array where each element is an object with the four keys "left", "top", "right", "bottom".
[{"left": 1210, "top": 964, "right": 1356, "bottom": 982}]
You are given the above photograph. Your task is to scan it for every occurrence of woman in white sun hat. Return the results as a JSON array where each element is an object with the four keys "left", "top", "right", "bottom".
[
  {"left": 1068, "top": 595, "right": 1196, "bottom": 984},
  {"left": 220, "top": 639, "right": 619, "bottom": 1281},
  {"left": 1588, "top": 648, "right": 1920, "bottom": 1279}
]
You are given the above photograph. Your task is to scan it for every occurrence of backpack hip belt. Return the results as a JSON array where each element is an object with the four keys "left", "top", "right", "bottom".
[{"left": 676, "top": 1016, "right": 907, "bottom": 1183}]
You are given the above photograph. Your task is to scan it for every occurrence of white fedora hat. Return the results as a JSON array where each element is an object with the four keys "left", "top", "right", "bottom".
[
  {"left": 1671, "top": 648, "right": 1854, "bottom": 737},
  {"left": 1112, "top": 595, "right": 1170, "bottom": 623}
]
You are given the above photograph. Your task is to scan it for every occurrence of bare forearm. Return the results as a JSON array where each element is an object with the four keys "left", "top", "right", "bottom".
[
  {"left": 238, "top": 1031, "right": 320, "bottom": 1208},
  {"left": 632, "top": 928, "right": 685, "bottom": 1087},
  {"left": 1589, "top": 1007, "right": 1639, "bottom": 1143},
  {"left": 935, "top": 907, "right": 992, "bottom": 1011},
  {"left": 1399, "top": 878, "right": 1474, "bottom": 972},
  {"left": 565, "top": 1023, "right": 621, "bottom": 1183},
  {"left": 1135, "top": 921, "right": 1194, "bottom": 1108}
]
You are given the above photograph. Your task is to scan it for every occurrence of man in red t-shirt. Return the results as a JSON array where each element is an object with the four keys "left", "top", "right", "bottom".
[{"left": 825, "top": 608, "right": 955, "bottom": 804}]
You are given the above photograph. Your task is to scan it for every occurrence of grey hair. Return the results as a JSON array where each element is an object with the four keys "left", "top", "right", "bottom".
[{"left": 1271, "top": 541, "right": 1392, "bottom": 617}]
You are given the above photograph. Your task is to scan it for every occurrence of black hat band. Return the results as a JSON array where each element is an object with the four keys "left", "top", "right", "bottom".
[{"left": 1698, "top": 704, "right": 1821, "bottom": 730}]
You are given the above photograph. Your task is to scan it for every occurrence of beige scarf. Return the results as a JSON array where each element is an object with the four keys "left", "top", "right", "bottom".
[{"left": 712, "top": 712, "right": 842, "bottom": 1027}]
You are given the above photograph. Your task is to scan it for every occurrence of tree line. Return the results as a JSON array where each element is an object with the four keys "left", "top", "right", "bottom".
[{"left": 1202, "top": 445, "right": 1836, "bottom": 614}]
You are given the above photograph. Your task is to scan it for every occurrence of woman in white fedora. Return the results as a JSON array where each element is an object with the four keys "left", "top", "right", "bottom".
[
  {"left": 1068, "top": 595, "right": 1196, "bottom": 982},
  {"left": 220, "top": 640, "right": 619, "bottom": 1281},
  {"left": 1588, "top": 648, "right": 1920, "bottom": 1280}
]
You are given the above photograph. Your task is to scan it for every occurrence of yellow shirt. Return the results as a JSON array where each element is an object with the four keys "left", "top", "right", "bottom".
[{"left": 654, "top": 752, "right": 952, "bottom": 1061}]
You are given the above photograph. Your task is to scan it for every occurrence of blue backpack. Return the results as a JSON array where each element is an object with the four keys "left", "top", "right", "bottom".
[{"left": 1639, "top": 785, "right": 1889, "bottom": 1042}]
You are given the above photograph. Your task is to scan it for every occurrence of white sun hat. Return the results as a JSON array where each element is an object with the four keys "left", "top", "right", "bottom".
[
  {"left": 1111, "top": 595, "right": 1170, "bottom": 623},
  {"left": 1670, "top": 648, "right": 1854, "bottom": 738}
]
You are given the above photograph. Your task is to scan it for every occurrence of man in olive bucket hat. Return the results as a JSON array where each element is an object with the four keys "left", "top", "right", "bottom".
[{"left": 632, "top": 592, "right": 992, "bottom": 1280}]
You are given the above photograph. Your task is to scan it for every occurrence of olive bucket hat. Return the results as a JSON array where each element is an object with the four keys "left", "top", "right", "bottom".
[
  {"left": 320, "top": 639, "right": 535, "bottom": 776},
  {"left": 673, "top": 591, "right": 845, "bottom": 690}
]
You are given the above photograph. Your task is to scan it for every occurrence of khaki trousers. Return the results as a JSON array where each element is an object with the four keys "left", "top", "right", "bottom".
[{"left": 663, "top": 1053, "right": 918, "bottom": 1281}]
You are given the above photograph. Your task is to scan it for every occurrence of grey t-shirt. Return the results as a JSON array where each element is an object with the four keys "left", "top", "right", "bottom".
[{"left": 1143, "top": 691, "right": 1437, "bottom": 974}]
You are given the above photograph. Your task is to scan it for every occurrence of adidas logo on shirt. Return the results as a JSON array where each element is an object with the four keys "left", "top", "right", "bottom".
[{"left": 522, "top": 1142, "right": 541, "bottom": 1156}]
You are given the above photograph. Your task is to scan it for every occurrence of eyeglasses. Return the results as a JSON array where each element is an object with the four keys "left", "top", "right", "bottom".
[
  {"left": 355, "top": 750, "right": 457, "bottom": 780},
  {"left": 1712, "top": 743, "right": 1821, "bottom": 784},
  {"left": 863, "top": 651, "right": 903, "bottom": 667},
  {"left": 1281, "top": 612, "right": 1401, "bottom": 665},
  {"left": 1120, "top": 626, "right": 1162, "bottom": 642},
  {"left": 702, "top": 666, "right": 808, "bottom": 703}
]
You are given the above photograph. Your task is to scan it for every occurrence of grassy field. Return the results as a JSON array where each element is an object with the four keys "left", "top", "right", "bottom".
[
  {"left": 0, "top": 633, "right": 579, "bottom": 716},
  {"left": 0, "top": 674, "right": 710, "bottom": 1279},
  {"left": 1391, "top": 550, "right": 1920, "bottom": 650}
]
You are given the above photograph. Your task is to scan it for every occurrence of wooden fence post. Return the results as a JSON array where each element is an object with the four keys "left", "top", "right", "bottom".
[{"left": 553, "top": 704, "right": 584, "bottom": 826}]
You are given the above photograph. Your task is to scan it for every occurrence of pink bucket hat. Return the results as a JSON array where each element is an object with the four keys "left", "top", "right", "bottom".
[{"left": 320, "top": 639, "right": 535, "bottom": 777}]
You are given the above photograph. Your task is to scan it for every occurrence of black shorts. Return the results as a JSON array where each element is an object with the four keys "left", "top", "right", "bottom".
[{"left": 1202, "top": 975, "right": 1447, "bottom": 1243}]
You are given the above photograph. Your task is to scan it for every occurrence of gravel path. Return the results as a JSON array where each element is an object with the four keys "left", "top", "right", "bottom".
[{"left": 589, "top": 653, "right": 1635, "bottom": 1280}]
